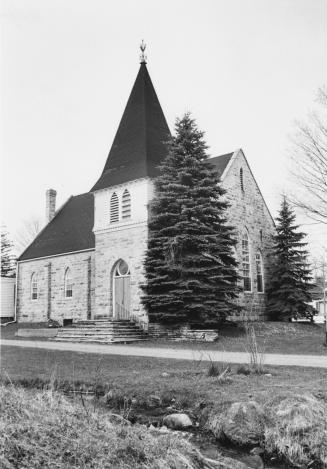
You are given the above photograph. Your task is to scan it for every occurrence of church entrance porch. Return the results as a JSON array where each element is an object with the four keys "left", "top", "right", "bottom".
[{"left": 112, "top": 260, "right": 131, "bottom": 320}]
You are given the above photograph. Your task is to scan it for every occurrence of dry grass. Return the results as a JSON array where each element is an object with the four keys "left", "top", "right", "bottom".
[
  {"left": 1, "top": 346, "right": 327, "bottom": 467},
  {"left": 264, "top": 394, "right": 327, "bottom": 467},
  {"left": 206, "top": 392, "right": 327, "bottom": 467},
  {"left": 0, "top": 384, "right": 199, "bottom": 469}
]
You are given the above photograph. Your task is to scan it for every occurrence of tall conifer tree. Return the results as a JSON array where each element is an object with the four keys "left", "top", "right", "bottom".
[
  {"left": 142, "top": 113, "right": 239, "bottom": 325},
  {"left": 267, "top": 198, "right": 314, "bottom": 320}
]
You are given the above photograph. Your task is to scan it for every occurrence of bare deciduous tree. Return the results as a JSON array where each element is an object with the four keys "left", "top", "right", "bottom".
[
  {"left": 290, "top": 87, "right": 327, "bottom": 224},
  {"left": 15, "top": 217, "right": 43, "bottom": 254}
]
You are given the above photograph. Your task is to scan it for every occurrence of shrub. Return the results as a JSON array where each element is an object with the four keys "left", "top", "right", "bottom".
[
  {"left": 207, "top": 358, "right": 232, "bottom": 383},
  {"left": 235, "top": 365, "right": 251, "bottom": 376},
  {"left": 244, "top": 323, "right": 266, "bottom": 374}
]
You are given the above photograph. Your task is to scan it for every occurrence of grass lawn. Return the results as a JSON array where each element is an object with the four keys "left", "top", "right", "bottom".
[
  {"left": 0, "top": 322, "right": 54, "bottom": 341},
  {"left": 1, "top": 345, "right": 327, "bottom": 412},
  {"left": 2, "top": 345, "right": 327, "bottom": 468},
  {"left": 2, "top": 321, "right": 326, "bottom": 355},
  {"left": 131, "top": 321, "right": 327, "bottom": 355}
]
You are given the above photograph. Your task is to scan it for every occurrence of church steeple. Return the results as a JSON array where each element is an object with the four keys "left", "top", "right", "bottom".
[{"left": 91, "top": 45, "right": 171, "bottom": 192}]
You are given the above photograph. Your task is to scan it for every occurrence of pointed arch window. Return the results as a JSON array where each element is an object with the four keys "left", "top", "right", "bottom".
[
  {"left": 31, "top": 273, "right": 38, "bottom": 300},
  {"left": 242, "top": 231, "right": 252, "bottom": 292},
  {"left": 256, "top": 252, "right": 264, "bottom": 293},
  {"left": 64, "top": 268, "right": 73, "bottom": 298},
  {"left": 122, "top": 189, "right": 131, "bottom": 219},
  {"left": 110, "top": 192, "right": 119, "bottom": 223},
  {"left": 240, "top": 168, "right": 244, "bottom": 192}
]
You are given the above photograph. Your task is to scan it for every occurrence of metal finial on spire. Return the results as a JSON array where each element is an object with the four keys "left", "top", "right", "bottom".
[{"left": 139, "top": 40, "right": 147, "bottom": 64}]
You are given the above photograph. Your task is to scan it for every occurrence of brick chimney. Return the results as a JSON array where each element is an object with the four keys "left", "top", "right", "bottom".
[{"left": 46, "top": 189, "right": 57, "bottom": 223}]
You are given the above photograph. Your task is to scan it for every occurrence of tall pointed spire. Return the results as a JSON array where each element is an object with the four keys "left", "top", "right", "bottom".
[{"left": 91, "top": 47, "right": 171, "bottom": 192}]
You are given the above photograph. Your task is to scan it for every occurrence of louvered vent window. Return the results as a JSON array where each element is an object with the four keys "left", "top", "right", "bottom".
[
  {"left": 122, "top": 189, "right": 131, "bottom": 219},
  {"left": 240, "top": 168, "right": 244, "bottom": 192},
  {"left": 110, "top": 192, "right": 119, "bottom": 223}
]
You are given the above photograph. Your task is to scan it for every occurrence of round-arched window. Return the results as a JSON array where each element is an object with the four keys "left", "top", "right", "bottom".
[
  {"left": 31, "top": 273, "right": 38, "bottom": 300},
  {"left": 114, "top": 260, "right": 130, "bottom": 277},
  {"left": 255, "top": 252, "right": 264, "bottom": 293}
]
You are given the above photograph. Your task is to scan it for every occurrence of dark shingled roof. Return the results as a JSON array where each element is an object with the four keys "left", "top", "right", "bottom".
[
  {"left": 209, "top": 152, "right": 234, "bottom": 177},
  {"left": 91, "top": 63, "right": 171, "bottom": 191},
  {"left": 19, "top": 193, "right": 95, "bottom": 261},
  {"left": 18, "top": 60, "right": 235, "bottom": 262},
  {"left": 18, "top": 154, "right": 233, "bottom": 262}
]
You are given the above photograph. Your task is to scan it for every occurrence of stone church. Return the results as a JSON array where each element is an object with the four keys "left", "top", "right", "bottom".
[{"left": 16, "top": 49, "right": 275, "bottom": 328}]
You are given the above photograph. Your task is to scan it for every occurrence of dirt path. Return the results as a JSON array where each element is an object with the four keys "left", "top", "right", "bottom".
[{"left": 1, "top": 339, "right": 327, "bottom": 368}]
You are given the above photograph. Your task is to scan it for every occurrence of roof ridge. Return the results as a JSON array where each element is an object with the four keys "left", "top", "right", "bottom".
[{"left": 142, "top": 64, "right": 148, "bottom": 171}]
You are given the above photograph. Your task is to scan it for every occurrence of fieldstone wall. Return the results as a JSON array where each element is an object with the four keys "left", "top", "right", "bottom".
[
  {"left": 17, "top": 251, "right": 95, "bottom": 324},
  {"left": 148, "top": 323, "right": 219, "bottom": 342},
  {"left": 221, "top": 150, "right": 276, "bottom": 320},
  {"left": 94, "top": 222, "right": 148, "bottom": 325}
]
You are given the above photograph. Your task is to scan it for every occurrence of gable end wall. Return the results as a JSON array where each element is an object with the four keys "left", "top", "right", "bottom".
[{"left": 222, "top": 150, "right": 275, "bottom": 320}]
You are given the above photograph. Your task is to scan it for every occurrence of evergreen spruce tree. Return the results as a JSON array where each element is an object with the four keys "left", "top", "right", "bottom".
[
  {"left": 1, "top": 225, "right": 16, "bottom": 277},
  {"left": 142, "top": 113, "right": 239, "bottom": 325},
  {"left": 267, "top": 198, "right": 315, "bottom": 320}
]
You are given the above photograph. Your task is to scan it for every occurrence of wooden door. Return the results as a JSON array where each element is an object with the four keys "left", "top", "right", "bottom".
[{"left": 114, "top": 276, "right": 130, "bottom": 319}]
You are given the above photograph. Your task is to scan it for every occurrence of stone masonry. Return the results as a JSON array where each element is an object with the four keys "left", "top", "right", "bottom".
[
  {"left": 17, "top": 251, "right": 95, "bottom": 324},
  {"left": 221, "top": 149, "right": 275, "bottom": 320},
  {"left": 94, "top": 223, "right": 148, "bottom": 326}
]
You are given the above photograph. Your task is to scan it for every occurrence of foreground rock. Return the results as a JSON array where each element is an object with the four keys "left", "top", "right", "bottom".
[
  {"left": 264, "top": 393, "right": 327, "bottom": 467},
  {"left": 193, "top": 450, "right": 252, "bottom": 469},
  {"left": 163, "top": 412, "right": 193, "bottom": 430},
  {"left": 208, "top": 401, "right": 265, "bottom": 446}
]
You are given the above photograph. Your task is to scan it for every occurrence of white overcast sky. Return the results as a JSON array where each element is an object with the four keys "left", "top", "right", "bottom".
[{"left": 1, "top": 0, "right": 327, "bottom": 257}]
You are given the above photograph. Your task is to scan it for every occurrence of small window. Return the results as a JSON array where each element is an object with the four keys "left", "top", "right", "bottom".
[
  {"left": 110, "top": 192, "right": 119, "bottom": 223},
  {"left": 240, "top": 168, "right": 244, "bottom": 192},
  {"left": 256, "top": 252, "right": 264, "bottom": 293},
  {"left": 31, "top": 273, "right": 38, "bottom": 300},
  {"left": 242, "top": 232, "right": 252, "bottom": 292},
  {"left": 122, "top": 189, "right": 131, "bottom": 219},
  {"left": 65, "top": 268, "right": 73, "bottom": 298}
]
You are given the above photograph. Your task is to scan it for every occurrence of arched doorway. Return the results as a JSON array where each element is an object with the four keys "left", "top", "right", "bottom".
[{"left": 113, "top": 260, "right": 131, "bottom": 320}]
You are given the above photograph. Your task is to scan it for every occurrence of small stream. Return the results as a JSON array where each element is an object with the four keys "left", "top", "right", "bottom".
[
  {"left": 126, "top": 408, "right": 289, "bottom": 469},
  {"left": 190, "top": 430, "right": 288, "bottom": 469},
  {"left": 68, "top": 392, "right": 290, "bottom": 469}
]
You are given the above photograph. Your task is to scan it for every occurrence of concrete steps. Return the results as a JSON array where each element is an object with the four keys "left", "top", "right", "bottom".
[{"left": 53, "top": 319, "right": 148, "bottom": 344}]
